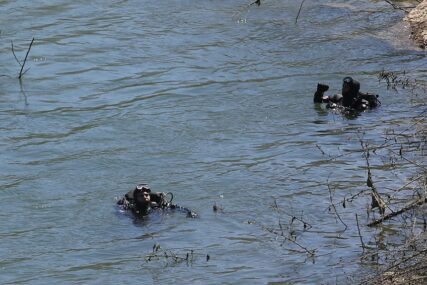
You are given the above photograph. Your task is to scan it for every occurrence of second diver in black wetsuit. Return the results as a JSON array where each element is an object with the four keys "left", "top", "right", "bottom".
[
  {"left": 314, "top": 77, "right": 380, "bottom": 110},
  {"left": 117, "top": 184, "right": 197, "bottom": 218}
]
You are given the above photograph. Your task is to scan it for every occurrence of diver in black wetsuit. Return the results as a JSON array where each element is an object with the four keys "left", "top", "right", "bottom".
[
  {"left": 117, "top": 184, "right": 197, "bottom": 218},
  {"left": 314, "top": 77, "right": 380, "bottom": 110}
]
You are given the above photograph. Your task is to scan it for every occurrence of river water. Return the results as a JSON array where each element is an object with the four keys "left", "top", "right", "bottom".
[{"left": 0, "top": 1, "right": 426, "bottom": 284}]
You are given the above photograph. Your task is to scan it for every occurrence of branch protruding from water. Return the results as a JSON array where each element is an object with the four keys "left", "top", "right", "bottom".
[
  {"left": 295, "top": 0, "right": 306, "bottom": 24},
  {"left": 249, "top": 0, "right": 261, "bottom": 7},
  {"left": 11, "top": 37, "right": 35, "bottom": 79},
  {"left": 327, "top": 179, "right": 348, "bottom": 231},
  {"left": 367, "top": 197, "right": 427, "bottom": 227},
  {"left": 355, "top": 214, "right": 366, "bottom": 253}
]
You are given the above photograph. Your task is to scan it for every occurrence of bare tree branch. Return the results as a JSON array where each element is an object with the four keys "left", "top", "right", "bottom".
[
  {"left": 295, "top": 0, "right": 306, "bottom": 24},
  {"left": 11, "top": 40, "right": 21, "bottom": 66},
  {"left": 18, "top": 37, "right": 35, "bottom": 79}
]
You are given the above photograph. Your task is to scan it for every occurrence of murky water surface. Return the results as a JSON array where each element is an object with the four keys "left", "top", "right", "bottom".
[{"left": 0, "top": 1, "right": 425, "bottom": 284}]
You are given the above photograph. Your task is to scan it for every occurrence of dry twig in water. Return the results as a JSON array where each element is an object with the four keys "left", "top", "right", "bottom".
[
  {"left": 355, "top": 214, "right": 366, "bottom": 253},
  {"left": 11, "top": 37, "right": 35, "bottom": 79},
  {"left": 327, "top": 179, "right": 348, "bottom": 231},
  {"left": 295, "top": 0, "right": 306, "bottom": 24},
  {"left": 367, "top": 197, "right": 427, "bottom": 227}
]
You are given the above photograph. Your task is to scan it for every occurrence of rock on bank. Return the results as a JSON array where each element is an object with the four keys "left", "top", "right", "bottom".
[{"left": 405, "top": 0, "right": 427, "bottom": 48}]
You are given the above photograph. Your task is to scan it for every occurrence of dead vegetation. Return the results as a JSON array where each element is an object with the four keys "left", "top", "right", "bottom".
[
  {"left": 144, "top": 242, "right": 210, "bottom": 265},
  {"left": 355, "top": 71, "right": 426, "bottom": 284}
]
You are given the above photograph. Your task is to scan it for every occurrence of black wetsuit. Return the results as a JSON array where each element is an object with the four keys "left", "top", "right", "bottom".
[
  {"left": 314, "top": 78, "right": 380, "bottom": 111},
  {"left": 117, "top": 190, "right": 197, "bottom": 218}
]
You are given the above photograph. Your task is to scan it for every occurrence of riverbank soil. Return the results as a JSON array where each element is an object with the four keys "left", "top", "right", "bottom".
[
  {"left": 364, "top": 229, "right": 427, "bottom": 285},
  {"left": 405, "top": 0, "right": 427, "bottom": 48}
]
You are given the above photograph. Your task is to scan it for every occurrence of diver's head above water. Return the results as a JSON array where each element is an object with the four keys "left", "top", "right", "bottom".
[
  {"left": 133, "top": 184, "right": 151, "bottom": 214},
  {"left": 117, "top": 183, "right": 198, "bottom": 218},
  {"left": 342, "top": 77, "right": 360, "bottom": 107}
]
